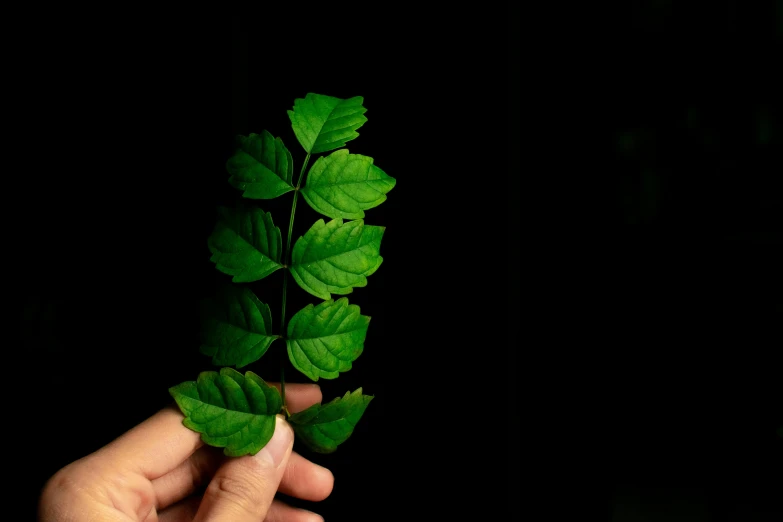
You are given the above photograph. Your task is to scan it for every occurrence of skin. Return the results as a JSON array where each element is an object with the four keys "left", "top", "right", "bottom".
[{"left": 38, "top": 383, "right": 333, "bottom": 522}]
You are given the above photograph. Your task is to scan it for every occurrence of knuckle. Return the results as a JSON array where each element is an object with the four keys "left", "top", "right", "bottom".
[
  {"left": 39, "top": 468, "right": 92, "bottom": 521},
  {"left": 43, "top": 467, "right": 82, "bottom": 498},
  {"left": 282, "top": 457, "right": 300, "bottom": 483}
]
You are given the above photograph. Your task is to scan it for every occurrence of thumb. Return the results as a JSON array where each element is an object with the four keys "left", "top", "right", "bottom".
[{"left": 194, "top": 415, "right": 294, "bottom": 522}]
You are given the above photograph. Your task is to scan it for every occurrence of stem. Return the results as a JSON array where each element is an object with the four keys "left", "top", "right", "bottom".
[
  {"left": 280, "top": 271, "right": 289, "bottom": 337},
  {"left": 280, "top": 273, "right": 289, "bottom": 418},
  {"left": 280, "top": 365, "right": 288, "bottom": 418},
  {"left": 279, "top": 153, "right": 311, "bottom": 416},
  {"left": 285, "top": 153, "right": 311, "bottom": 260}
]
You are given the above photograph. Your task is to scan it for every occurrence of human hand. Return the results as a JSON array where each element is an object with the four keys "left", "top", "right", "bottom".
[{"left": 38, "top": 383, "right": 333, "bottom": 521}]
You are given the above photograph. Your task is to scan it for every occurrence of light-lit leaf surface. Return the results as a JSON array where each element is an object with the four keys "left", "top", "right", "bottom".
[
  {"left": 288, "top": 93, "right": 367, "bottom": 154},
  {"left": 290, "top": 219, "right": 384, "bottom": 300},
  {"left": 288, "top": 388, "right": 372, "bottom": 453},
  {"left": 286, "top": 298, "right": 369, "bottom": 381},
  {"left": 301, "top": 149, "right": 396, "bottom": 219},
  {"left": 170, "top": 368, "right": 283, "bottom": 456},
  {"left": 208, "top": 206, "right": 283, "bottom": 282},
  {"left": 226, "top": 131, "right": 294, "bottom": 199},
  {"left": 200, "top": 285, "right": 280, "bottom": 368}
]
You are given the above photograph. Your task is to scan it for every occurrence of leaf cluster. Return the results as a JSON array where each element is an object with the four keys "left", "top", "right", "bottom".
[{"left": 170, "top": 94, "right": 394, "bottom": 455}]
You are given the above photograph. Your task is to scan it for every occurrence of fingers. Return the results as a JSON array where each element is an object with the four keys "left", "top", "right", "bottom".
[
  {"left": 193, "top": 415, "right": 293, "bottom": 521},
  {"left": 159, "top": 497, "right": 323, "bottom": 522},
  {"left": 152, "top": 444, "right": 224, "bottom": 509},
  {"left": 278, "top": 452, "right": 333, "bottom": 501},
  {"left": 269, "top": 382, "right": 322, "bottom": 413},
  {"left": 96, "top": 383, "right": 323, "bottom": 482},
  {"left": 159, "top": 495, "right": 200, "bottom": 522},
  {"left": 153, "top": 446, "right": 333, "bottom": 510},
  {"left": 96, "top": 405, "right": 203, "bottom": 481},
  {"left": 263, "top": 499, "right": 324, "bottom": 522}
]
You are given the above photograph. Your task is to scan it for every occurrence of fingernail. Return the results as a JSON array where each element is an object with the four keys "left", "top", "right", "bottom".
[{"left": 255, "top": 414, "right": 294, "bottom": 468}]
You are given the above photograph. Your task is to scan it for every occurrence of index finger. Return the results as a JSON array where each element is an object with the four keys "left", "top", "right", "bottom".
[
  {"left": 94, "top": 382, "right": 322, "bottom": 480},
  {"left": 269, "top": 382, "right": 322, "bottom": 414}
]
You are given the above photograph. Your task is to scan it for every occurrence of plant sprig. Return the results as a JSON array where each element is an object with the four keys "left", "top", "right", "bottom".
[{"left": 169, "top": 93, "right": 394, "bottom": 456}]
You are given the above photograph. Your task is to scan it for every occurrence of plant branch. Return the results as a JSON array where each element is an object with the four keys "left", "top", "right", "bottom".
[{"left": 279, "top": 152, "right": 311, "bottom": 416}]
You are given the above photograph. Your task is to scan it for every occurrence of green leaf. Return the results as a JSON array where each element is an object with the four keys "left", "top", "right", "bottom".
[
  {"left": 200, "top": 285, "right": 280, "bottom": 368},
  {"left": 288, "top": 388, "right": 372, "bottom": 453},
  {"left": 226, "top": 131, "right": 294, "bottom": 199},
  {"left": 169, "top": 368, "right": 283, "bottom": 457},
  {"left": 290, "top": 219, "right": 384, "bottom": 300},
  {"left": 208, "top": 206, "right": 283, "bottom": 282},
  {"left": 288, "top": 93, "right": 368, "bottom": 154},
  {"left": 301, "top": 149, "right": 396, "bottom": 219},
  {"left": 286, "top": 298, "right": 369, "bottom": 381}
]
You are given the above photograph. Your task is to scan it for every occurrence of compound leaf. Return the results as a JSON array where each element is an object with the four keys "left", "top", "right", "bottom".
[
  {"left": 286, "top": 298, "right": 369, "bottom": 381},
  {"left": 288, "top": 388, "right": 373, "bottom": 453},
  {"left": 290, "top": 219, "right": 384, "bottom": 300},
  {"left": 226, "top": 131, "right": 294, "bottom": 199},
  {"left": 301, "top": 149, "right": 396, "bottom": 219},
  {"left": 200, "top": 285, "right": 280, "bottom": 368},
  {"left": 208, "top": 206, "right": 283, "bottom": 282},
  {"left": 169, "top": 368, "right": 283, "bottom": 457},
  {"left": 288, "top": 93, "right": 367, "bottom": 154}
]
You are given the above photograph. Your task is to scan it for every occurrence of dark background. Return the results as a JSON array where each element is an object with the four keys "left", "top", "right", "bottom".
[
  {"left": 17, "top": 5, "right": 515, "bottom": 520},
  {"left": 548, "top": 1, "right": 783, "bottom": 520},
  {"left": 14, "top": 1, "right": 783, "bottom": 520}
]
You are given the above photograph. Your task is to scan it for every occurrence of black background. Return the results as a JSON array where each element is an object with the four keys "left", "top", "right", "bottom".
[
  {"left": 15, "top": 1, "right": 783, "bottom": 520},
  {"left": 539, "top": 1, "right": 783, "bottom": 519},
  {"left": 18, "top": 5, "right": 516, "bottom": 520}
]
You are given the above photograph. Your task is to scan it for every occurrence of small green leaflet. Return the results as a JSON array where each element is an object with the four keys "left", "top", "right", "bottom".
[
  {"left": 169, "top": 368, "right": 283, "bottom": 457},
  {"left": 200, "top": 285, "right": 280, "bottom": 368},
  {"left": 290, "top": 218, "right": 384, "bottom": 300},
  {"left": 208, "top": 206, "right": 283, "bottom": 283},
  {"left": 287, "top": 298, "right": 369, "bottom": 381},
  {"left": 289, "top": 388, "right": 373, "bottom": 453},
  {"left": 226, "top": 131, "right": 294, "bottom": 199},
  {"left": 301, "top": 149, "right": 396, "bottom": 219},
  {"left": 288, "top": 93, "right": 368, "bottom": 154}
]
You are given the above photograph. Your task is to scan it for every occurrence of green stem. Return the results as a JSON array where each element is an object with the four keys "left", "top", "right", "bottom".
[
  {"left": 285, "top": 153, "right": 311, "bottom": 259},
  {"left": 280, "top": 273, "right": 289, "bottom": 418},
  {"left": 279, "top": 152, "right": 311, "bottom": 416}
]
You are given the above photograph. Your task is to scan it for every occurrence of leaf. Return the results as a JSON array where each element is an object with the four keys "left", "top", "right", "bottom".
[
  {"left": 288, "top": 388, "right": 373, "bottom": 453},
  {"left": 226, "top": 131, "right": 295, "bottom": 199},
  {"left": 200, "top": 285, "right": 280, "bottom": 368},
  {"left": 169, "top": 368, "right": 283, "bottom": 457},
  {"left": 290, "top": 219, "right": 384, "bottom": 300},
  {"left": 208, "top": 206, "right": 283, "bottom": 282},
  {"left": 287, "top": 93, "right": 368, "bottom": 154},
  {"left": 301, "top": 149, "right": 396, "bottom": 219},
  {"left": 286, "top": 298, "right": 369, "bottom": 381}
]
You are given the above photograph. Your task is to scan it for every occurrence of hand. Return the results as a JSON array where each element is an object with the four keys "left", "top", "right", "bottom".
[{"left": 38, "top": 383, "right": 333, "bottom": 521}]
